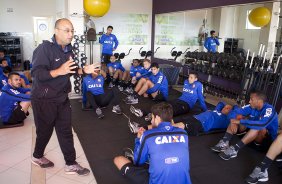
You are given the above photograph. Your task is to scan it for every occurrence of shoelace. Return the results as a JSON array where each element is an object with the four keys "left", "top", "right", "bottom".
[{"left": 224, "top": 146, "right": 235, "bottom": 155}]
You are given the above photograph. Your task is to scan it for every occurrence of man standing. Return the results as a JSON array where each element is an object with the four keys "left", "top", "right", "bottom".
[
  {"left": 204, "top": 30, "right": 220, "bottom": 53},
  {"left": 99, "top": 25, "right": 119, "bottom": 64},
  {"left": 31, "top": 18, "right": 99, "bottom": 176}
]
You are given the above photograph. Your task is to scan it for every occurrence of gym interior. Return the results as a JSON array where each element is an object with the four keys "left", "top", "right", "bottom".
[{"left": 0, "top": 0, "right": 282, "bottom": 183}]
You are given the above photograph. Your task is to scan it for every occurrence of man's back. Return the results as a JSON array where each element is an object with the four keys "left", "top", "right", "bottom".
[{"left": 134, "top": 122, "right": 191, "bottom": 184}]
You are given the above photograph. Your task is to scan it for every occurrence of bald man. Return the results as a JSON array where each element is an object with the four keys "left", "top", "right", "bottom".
[{"left": 31, "top": 18, "right": 99, "bottom": 176}]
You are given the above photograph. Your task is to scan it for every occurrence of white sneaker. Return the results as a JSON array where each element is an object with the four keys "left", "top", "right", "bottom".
[
  {"left": 130, "top": 105, "right": 143, "bottom": 117},
  {"left": 128, "top": 121, "right": 140, "bottom": 134}
]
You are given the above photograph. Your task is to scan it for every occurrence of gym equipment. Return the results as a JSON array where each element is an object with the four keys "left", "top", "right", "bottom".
[
  {"left": 114, "top": 48, "right": 132, "bottom": 61},
  {"left": 248, "top": 7, "right": 271, "bottom": 27},
  {"left": 139, "top": 47, "right": 152, "bottom": 59},
  {"left": 83, "top": 0, "right": 110, "bottom": 17},
  {"left": 170, "top": 47, "right": 189, "bottom": 61}
]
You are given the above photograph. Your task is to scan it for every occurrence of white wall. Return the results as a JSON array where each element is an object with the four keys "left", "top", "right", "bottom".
[
  {"left": 0, "top": 0, "right": 57, "bottom": 61},
  {"left": 85, "top": 0, "right": 153, "bottom": 69}
]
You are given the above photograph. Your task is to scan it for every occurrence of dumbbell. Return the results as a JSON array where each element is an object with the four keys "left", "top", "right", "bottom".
[
  {"left": 73, "top": 48, "right": 79, "bottom": 54},
  {"left": 81, "top": 53, "right": 86, "bottom": 58},
  {"left": 81, "top": 57, "right": 87, "bottom": 64},
  {"left": 73, "top": 43, "right": 79, "bottom": 49},
  {"left": 74, "top": 80, "right": 80, "bottom": 87},
  {"left": 80, "top": 35, "right": 86, "bottom": 44},
  {"left": 74, "top": 86, "right": 80, "bottom": 94}
]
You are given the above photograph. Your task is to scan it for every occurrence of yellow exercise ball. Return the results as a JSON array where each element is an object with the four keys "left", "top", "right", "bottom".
[
  {"left": 84, "top": 0, "right": 110, "bottom": 17},
  {"left": 248, "top": 7, "right": 271, "bottom": 27}
]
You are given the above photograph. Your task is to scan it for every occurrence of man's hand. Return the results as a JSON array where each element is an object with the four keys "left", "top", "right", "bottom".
[
  {"left": 137, "top": 127, "right": 145, "bottom": 138},
  {"left": 83, "top": 61, "right": 101, "bottom": 74},
  {"left": 230, "top": 118, "right": 240, "bottom": 125},
  {"left": 136, "top": 72, "right": 141, "bottom": 77},
  {"left": 230, "top": 123, "right": 238, "bottom": 134},
  {"left": 52, "top": 57, "right": 77, "bottom": 77}
]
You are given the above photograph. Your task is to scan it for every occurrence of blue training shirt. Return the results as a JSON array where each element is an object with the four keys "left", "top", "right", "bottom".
[
  {"left": 82, "top": 75, "right": 105, "bottom": 106},
  {"left": 134, "top": 122, "right": 191, "bottom": 184},
  {"left": 99, "top": 34, "right": 119, "bottom": 55},
  {"left": 0, "top": 84, "right": 30, "bottom": 123},
  {"left": 178, "top": 80, "right": 207, "bottom": 111},
  {"left": 195, "top": 102, "right": 234, "bottom": 132},
  {"left": 147, "top": 71, "right": 168, "bottom": 100},
  {"left": 204, "top": 37, "right": 220, "bottom": 53},
  {"left": 130, "top": 65, "right": 143, "bottom": 77},
  {"left": 107, "top": 62, "right": 125, "bottom": 72},
  {"left": 0, "top": 74, "right": 8, "bottom": 89},
  {"left": 137, "top": 67, "right": 151, "bottom": 79},
  {"left": 229, "top": 103, "right": 278, "bottom": 140}
]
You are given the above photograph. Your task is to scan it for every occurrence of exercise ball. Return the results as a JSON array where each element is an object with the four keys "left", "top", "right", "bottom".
[
  {"left": 248, "top": 7, "right": 271, "bottom": 27},
  {"left": 84, "top": 0, "right": 110, "bottom": 17}
]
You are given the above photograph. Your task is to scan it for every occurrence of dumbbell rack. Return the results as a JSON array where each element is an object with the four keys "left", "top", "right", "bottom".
[
  {"left": 239, "top": 55, "right": 282, "bottom": 107},
  {"left": 73, "top": 34, "right": 86, "bottom": 94},
  {"left": 182, "top": 51, "right": 245, "bottom": 101}
]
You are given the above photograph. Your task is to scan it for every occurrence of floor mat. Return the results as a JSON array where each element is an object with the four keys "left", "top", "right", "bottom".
[{"left": 71, "top": 88, "right": 282, "bottom": 184}]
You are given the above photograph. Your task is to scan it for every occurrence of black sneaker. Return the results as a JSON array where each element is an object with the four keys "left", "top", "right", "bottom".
[
  {"left": 65, "top": 163, "right": 90, "bottom": 176},
  {"left": 123, "top": 147, "right": 134, "bottom": 162},
  {"left": 96, "top": 108, "right": 104, "bottom": 119},
  {"left": 128, "top": 121, "right": 140, "bottom": 134},
  {"left": 218, "top": 146, "right": 238, "bottom": 160},
  {"left": 31, "top": 156, "right": 54, "bottom": 168},
  {"left": 245, "top": 167, "right": 268, "bottom": 184},
  {"left": 125, "top": 96, "right": 138, "bottom": 105},
  {"left": 130, "top": 105, "right": 143, "bottom": 117},
  {"left": 210, "top": 140, "right": 229, "bottom": 153},
  {"left": 112, "top": 105, "right": 122, "bottom": 115}
]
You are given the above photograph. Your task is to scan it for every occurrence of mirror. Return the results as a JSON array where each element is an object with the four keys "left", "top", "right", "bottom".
[{"left": 154, "top": 1, "right": 281, "bottom": 61}]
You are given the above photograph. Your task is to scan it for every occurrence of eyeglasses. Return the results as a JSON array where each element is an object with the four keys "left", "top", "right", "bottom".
[{"left": 56, "top": 28, "right": 75, "bottom": 34}]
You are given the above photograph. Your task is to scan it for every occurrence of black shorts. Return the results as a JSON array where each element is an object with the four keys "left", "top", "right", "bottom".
[
  {"left": 149, "top": 91, "right": 165, "bottom": 102},
  {"left": 120, "top": 163, "right": 149, "bottom": 184},
  {"left": 6, "top": 104, "right": 27, "bottom": 125},
  {"left": 168, "top": 99, "right": 190, "bottom": 116},
  {"left": 101, "top": 53, "right": 112, "bottom": 64},
  {"left": 182, "top": 116, "right": 204, "bottom": 136}
]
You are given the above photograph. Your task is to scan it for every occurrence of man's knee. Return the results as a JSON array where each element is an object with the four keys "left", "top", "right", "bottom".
[{"left": 113, "top": 156, "right": 130, "bottom": 170}]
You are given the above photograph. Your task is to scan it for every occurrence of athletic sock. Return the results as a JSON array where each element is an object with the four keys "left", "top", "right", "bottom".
[
  {"left": 133, "top": 91, "right": 138, "bottom": 98},
  {"left": 259, "top": 156, "right": 273, "bottom": 172},
  {"left": 234, "top": 140, "right": 245, "bottom": 152},
  {"left": 222, "top": 132, "right": 233, "bottom": 143}
]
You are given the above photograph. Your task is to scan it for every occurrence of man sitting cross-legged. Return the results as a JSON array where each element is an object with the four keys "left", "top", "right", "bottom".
[
  {"left": 0, "top": 72, "right": 31, "bottom": 128},
  {"left": 82, "top": 69, "right": 122, "bottom": 119},
  {"left": 125, "top": 62, "right": 168, "bottom": 104},
  {"left": 113, "top": 102, "right": 191, "bottom": 184},
  {"left": 210, "top": 90, "right": 278, "bottom": 161},
  {"left": 245, "top": 132, "right": 282, "bottom": 184},
  {"left": 107, "top": 55, "right": 126, "bottom": 88},
  {"left": 129, "top": 71, "right": 207, "bottom": 121}
]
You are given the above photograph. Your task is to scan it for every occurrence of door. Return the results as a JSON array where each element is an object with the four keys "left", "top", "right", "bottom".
[{"left": 33, "top": 17, "right": 53, "bottom": 47}]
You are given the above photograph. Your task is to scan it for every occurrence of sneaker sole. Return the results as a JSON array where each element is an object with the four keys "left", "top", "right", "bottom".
[
  {"left": 125, "top": 101, "right": 138, "bottom": 105},
  {"left": 112, "top": 110, "right": 122, "bottom": 115},
  {"left": 210, "top": 147, "right": 223, "bottom": 153},
  {"left": 219, "top": 153, "right": 237, "bottom": 161},
  {"left": 65, "top": 171, "right": 90, "bottom": 176},
  {"left": 258, "top": 178, "right": 269, "bottom": 182},
  {"left": 31, "top": 159, "right": 54, "bottom": 169}
]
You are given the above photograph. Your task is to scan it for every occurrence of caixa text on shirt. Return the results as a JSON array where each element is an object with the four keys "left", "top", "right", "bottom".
[{"left": 155, "top": 135, "right": 186, "bottom": 145}]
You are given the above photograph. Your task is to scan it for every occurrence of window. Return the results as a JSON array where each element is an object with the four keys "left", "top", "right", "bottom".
[{"left": 246, "top": 10, "right": 261, "bottom": 30}]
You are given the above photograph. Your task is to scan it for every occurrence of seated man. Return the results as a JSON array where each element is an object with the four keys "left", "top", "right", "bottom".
[
  {"left": 125, "top": 62, "right": 168, "bottom": 104},
  {"left": 124, "top": 58, "right": 152, "bottom": 94},
  {"left": 130, "top": 72, "right": 207, "bottom": 120},
  {"left": 107, "top": 55, "right": 126, "bottom": 88},
  {"left": 245, "top": 132, "right": 282, "bottom": 184},
  {"left": 82, "top": 70, "right": 122, "bottom": 119},
  {"left": 113, "top": 102, "right": 191, "bottom": 184},
  {"left": 129, "top": 102, "right": 233, "bottom": 135},
  {"left": 0, "top": 66, "right": 11, "bottom": 89},
  {"left": 120, "top": 59, "right": 143, "bottom": 93},
  {"left": 0, "top": 49, "right": 12, "bottom": 68},
  {"left": 0, "top": 72, "right": 31, "bottom": 128},
  {"left": 211, "top": 90, "right": 278, "bottom": 161}
]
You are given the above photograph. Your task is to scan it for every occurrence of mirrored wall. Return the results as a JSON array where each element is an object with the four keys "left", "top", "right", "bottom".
[{"left": 154, "top": 1, "right": 281, "bottom": 61}]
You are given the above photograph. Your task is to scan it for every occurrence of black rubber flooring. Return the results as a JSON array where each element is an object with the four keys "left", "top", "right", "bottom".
[{"left": 71, "top": 88, "right": 282, "bottom": 184}]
